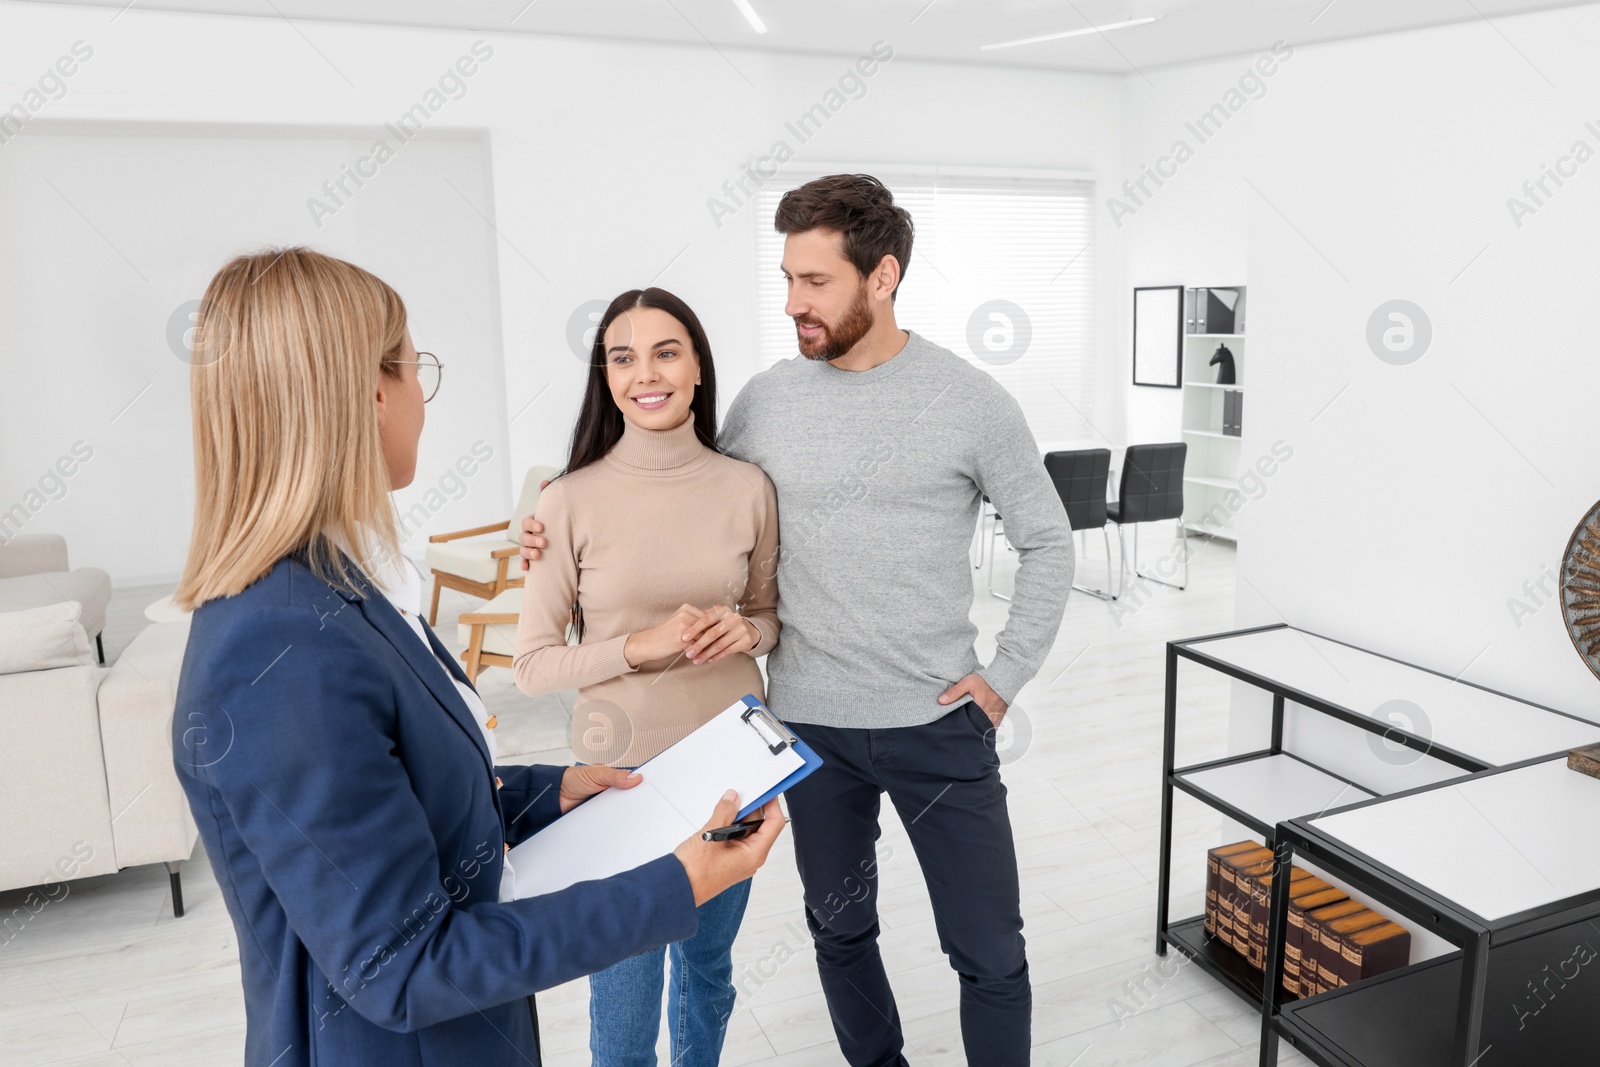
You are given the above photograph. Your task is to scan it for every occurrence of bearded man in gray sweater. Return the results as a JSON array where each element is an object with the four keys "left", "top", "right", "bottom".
[{"left": 524, "top": 174, "right": 1072, "bottom": 1066}]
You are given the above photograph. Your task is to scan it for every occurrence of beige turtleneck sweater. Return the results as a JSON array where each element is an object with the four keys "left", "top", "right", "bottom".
[{"left": 513, "top": 415, "right": 780, "bottom": 766}]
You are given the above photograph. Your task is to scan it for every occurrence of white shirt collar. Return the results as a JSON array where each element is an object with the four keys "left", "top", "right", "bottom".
[{"left": 341, "top": 524, "right": 423, "bottom": 617}]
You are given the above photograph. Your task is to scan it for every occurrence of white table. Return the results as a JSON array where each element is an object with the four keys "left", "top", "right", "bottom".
[
  {"left": 1259, "top": 755, "right": 1600, "bottom": 1067},
  {"left": 1311, "top": 758, "right": 1600, "bottom": 921},
  {"left": 1190, "top": 626, "right": 1600, "bottom": 768},
  {"left": 144, "top": 594, "right": 191, "bottom": 623}
]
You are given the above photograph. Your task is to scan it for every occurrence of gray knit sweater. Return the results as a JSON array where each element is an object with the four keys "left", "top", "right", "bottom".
[{"left": 720, "top": 330, "right": 1073, "bottom": 728}]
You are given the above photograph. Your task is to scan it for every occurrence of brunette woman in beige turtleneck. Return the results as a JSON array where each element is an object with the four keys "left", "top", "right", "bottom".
[
  {"left": 512, "top": 406, "right": 778, "bottom": 765},
  {"left": 513, "top": 312, "right": 778, "bottom": 767},
  {"left": 513, "top": 288, "right": 778, "bottom": 1067}
]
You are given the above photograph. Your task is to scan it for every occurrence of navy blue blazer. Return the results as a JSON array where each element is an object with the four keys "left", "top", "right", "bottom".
[{"left": 173, "top": 555, "right": 698, "bottom": 1066}]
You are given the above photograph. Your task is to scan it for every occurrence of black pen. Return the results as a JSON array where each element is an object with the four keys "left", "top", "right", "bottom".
[{"left": 701, "top": 817, "right": 764, "bottom": 842}]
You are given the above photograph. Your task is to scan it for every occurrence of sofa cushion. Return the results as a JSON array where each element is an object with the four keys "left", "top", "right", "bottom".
[
  {"left": 0, "top": 567, "right": 113, "bottom": 638},
  {"left": 99, "top": 620, "right": 198, "bottom": 870},
  {"left": 0, "top": 662, "right": 119, "bottom": 891},
  {"left": 0, "top": 600, "right": 97, "bottom": 674}
]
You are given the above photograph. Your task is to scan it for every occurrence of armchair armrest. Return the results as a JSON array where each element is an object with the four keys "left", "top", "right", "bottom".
[
  {"left": 0, "top": 533, "right": 68, "bottom": 578},
  {"left": 459, "top": 608, "right": 520, "bottom": 626},
  {"left": 428, "top": 520, "right": 511, "bottom": 543}
]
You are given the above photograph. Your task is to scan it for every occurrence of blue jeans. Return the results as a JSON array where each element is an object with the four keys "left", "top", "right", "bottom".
[{"left": 588, "top": 875, "right": 752, "bottom": 1066}]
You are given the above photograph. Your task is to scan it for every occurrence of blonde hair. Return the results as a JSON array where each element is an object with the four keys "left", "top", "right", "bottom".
[{"left": 175, "top": 248, "right": 407, "bottom": 609}]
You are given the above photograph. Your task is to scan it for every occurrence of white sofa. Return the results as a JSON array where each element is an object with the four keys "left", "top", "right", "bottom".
[
  {"left": 0, "top": 533, "right": 112, "bottom": 660},
  {"left": 0, "top": 535, "right": 197, "bottom": 916}
]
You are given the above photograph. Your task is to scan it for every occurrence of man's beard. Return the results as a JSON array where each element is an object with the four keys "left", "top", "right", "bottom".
[{"left": 795, "top": 283, "right": 873, "bottom": 362}]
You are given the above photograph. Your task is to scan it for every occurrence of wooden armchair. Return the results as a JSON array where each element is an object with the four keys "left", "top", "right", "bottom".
[
  {"left": 424, "top": 465, "right": 558, "bottom": 625},
  {"left": 457, "top": 588, "right": 522, "bottom": 682}
]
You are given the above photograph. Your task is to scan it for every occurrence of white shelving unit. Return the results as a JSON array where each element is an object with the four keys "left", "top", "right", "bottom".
[{"left": 1180, "top": 331, "right": 1245, "bottom": 541}]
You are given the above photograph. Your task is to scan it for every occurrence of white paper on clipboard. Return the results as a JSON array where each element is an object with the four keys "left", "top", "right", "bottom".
[{"left": 509, "top": 696, "right": 807, "bottom": 900}]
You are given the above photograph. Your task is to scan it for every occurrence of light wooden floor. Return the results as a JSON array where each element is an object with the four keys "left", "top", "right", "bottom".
[{"left": 0, "top": 525, "right": 1310, "bottom": 1066}]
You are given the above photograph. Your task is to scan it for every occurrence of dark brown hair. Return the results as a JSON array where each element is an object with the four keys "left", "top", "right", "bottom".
[
  {"left": 562, "top": 287, "right": 719, "bottom": 480},
  {"left": 562, "top": 287, "right": 718, "bottom": 641},
  {"left": 774, "top": 174, "right": 914, "bottom": 300}
]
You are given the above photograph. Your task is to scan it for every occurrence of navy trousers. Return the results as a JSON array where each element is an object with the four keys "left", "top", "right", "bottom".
[{"left": 787, "top": 702, "right": 1030, "bottom": 1067}]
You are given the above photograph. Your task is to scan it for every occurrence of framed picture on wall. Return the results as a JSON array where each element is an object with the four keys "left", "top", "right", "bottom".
[{"left": 1132, "top": 285, "right": 1184, "bottom": 388}]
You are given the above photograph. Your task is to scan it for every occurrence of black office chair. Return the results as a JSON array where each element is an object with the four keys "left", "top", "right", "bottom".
[
  {"left": 1108, "top": 442, "right": 1188, "bottom": 591},
  {"left": 1044, "top": 448, "right": 1115, "bottom": 601}
]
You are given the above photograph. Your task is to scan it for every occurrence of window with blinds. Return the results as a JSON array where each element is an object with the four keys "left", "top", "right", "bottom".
[{"left": 753, "top": 169, "right": 1096, "bottom": 443}]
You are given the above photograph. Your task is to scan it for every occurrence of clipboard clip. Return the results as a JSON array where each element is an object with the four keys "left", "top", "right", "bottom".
[{"left": 741, "top": 702, "right": 794, "bottom": 755}]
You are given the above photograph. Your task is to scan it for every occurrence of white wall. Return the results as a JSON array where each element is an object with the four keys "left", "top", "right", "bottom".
[
  {"left": 1238, "top": 6, "right": 1600, "bottom": 725},
  {"left": 0, "top": 1, "right": 1126, "bottom": 585},
  {"left": 0, "top": 123, "right": 507, "bottom": 584},
  {"left": 1109, "top": 8, "right": 1600, "bottom": 765},
  {"left": 1113, "top": 53, "right": 1260, "bottom": 447}
]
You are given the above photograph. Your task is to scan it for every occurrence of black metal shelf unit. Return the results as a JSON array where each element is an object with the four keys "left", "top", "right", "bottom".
[
  {"left": 1153, "top": 623, "right": 1494, "bottom": 1009},
  {"left": 1154, "top": 622, "right": 1600, "bottom": 1063},
  {"left": 1155, "top": 623, "right": 1600, "bottom": 1067},
  {"left": 1260, "top": 761, "right": 1600, "bottom": 1067}
]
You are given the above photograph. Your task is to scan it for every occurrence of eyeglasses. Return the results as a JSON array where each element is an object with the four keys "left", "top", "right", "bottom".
[{"left": 386, "top": 351, "right": 443, "bottom": 403}]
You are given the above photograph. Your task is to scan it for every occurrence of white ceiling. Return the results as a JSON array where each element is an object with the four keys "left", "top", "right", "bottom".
[{"left": 26, "top": 0, "right": 1600, "bottom": 73}]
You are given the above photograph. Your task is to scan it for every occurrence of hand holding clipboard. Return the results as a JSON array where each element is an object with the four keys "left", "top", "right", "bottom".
[{"left": 508, "top": 696, "right": 823, "bottom": 903}]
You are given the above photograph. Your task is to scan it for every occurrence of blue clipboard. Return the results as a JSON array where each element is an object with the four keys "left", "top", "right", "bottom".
[{"left": 733, "top": 694, "right": 823, "bottom": 819}]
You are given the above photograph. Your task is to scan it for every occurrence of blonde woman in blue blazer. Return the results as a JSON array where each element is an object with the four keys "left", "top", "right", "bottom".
[{"left": 171, "top": 247, "right": 784, "bottom": 1066}]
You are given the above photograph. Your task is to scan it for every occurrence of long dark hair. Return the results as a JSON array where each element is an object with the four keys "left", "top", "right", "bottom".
[
  {"left": 562, "top": 287, "right": 720, "bottom": 479},
  {"left": 563, "top": 288, "right": 720, "bottom": 642}
]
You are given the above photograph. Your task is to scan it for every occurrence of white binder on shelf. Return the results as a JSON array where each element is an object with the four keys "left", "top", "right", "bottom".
[{"left": 508, "top": 695, "right": 822, "bottom": 900}]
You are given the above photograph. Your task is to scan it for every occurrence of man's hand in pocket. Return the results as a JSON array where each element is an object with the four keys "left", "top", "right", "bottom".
[{"left": 938, "top": 673, "right": 1007, "bottom": 726}]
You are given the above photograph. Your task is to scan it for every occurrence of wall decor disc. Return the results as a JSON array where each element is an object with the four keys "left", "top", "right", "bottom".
[{"left": 1562, "top": 500, "right": 1600, "bottom": 681}]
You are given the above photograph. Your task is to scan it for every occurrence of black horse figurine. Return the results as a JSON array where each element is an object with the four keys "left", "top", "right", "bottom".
[{"left": 1209, "top": 343, "right": 1236, "bottom": 385}]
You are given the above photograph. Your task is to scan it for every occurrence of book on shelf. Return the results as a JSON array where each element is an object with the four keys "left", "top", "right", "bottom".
[
  {"left": 1282, "top": 881, "right": 1343, "bottom": 996},
  {"left": 1224, "top": 856, "right": 1270, "bottom": 952},
  {"left": 1319, "top": 909, "right": 1390, "bottom": 990},
  {"left": 1217, "top": 845, "right": 1272, "bottom": 951},
  {"left": 1221, "top": 389, "right": 1243, "bottom": 436},
  {"left": 1196, "top": 847, "right": 1412, "bottom": 996},
  {"left": 1570, "top": 743, "right": 1600, "bottom": 779},
  {"left": 1206, "top": 841, "right": 1263, "bottom": 938},
  {"left": 1186, "top": 286, "right": 1245, "bottom": 334},
  {"left": 1302, "top": 899, "right": 1367, "bottom": 996},
  {"left": 1248, "top": 867, "right": 1313, "bottom": 971},
  {"left": 1343, "top": 921, "right": 1412, "bottom": 982},
  {"left": 1234, "top": 856, "right": 1277, "bottom": 967}
]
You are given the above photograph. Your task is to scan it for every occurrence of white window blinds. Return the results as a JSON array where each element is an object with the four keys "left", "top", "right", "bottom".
[{"left": 753, "top": 169, "right": 1096, "bottom": 442}]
